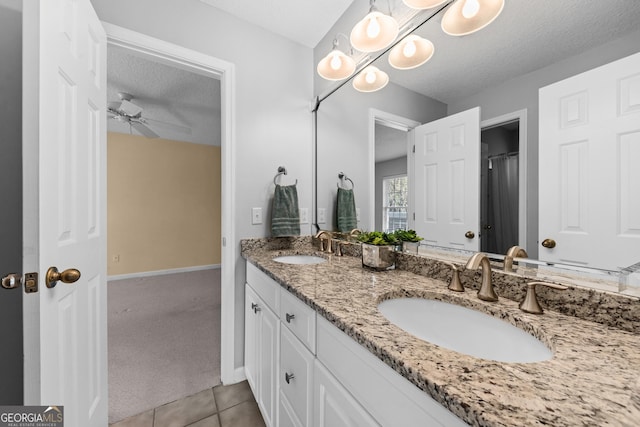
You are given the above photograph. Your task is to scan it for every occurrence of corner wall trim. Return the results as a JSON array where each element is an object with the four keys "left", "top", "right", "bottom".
[{"left": 108, "top": 264, "right": 221, "bottom": 281}]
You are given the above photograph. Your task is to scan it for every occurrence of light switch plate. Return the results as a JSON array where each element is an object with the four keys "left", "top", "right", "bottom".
[
  {"left": 317, "top": 208, "right": 326, "bottom": 224},
  {"left": 251, "top": 207, "right": 262, "bottom": 224},
  {"left": 300, "top": 208, "right": 309, "bottom": 224}
]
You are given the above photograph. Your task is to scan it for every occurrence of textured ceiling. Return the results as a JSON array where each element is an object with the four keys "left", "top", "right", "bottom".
[
  {"left": 377, "top": 0, "right": 640, "bottom": 104},
  {"left": 199, "top": 0, "right": 354, "bottom": 48},
  {"left": 107, "top": 46, "right": 221, "bottom": 146}
]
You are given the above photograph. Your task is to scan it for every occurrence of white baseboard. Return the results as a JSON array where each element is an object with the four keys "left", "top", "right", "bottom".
[{"left": 108, "top": 264, "right": 221, "bottom": 281}]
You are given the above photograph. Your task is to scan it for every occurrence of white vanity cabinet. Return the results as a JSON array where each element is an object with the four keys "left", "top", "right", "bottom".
[
  {"left": 245, "top": 262, "right": 467, "bottom": 427},
  {"left": 245, "top": 266, "right": 280, "bottom": 427}
]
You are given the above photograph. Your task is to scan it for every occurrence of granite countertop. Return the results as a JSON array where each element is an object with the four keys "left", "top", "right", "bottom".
[{"left": 242, "top": 242, "right": 640, "bottom": 427}]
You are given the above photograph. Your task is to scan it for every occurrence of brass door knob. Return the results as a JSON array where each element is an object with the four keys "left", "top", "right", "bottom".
[
  {"left": 46, "top": 267, "right": 81, "bottom": 288},
  {"left": 465, "top": 231, "right": 475, "bottom": 239},
  {"left": 541, "top": 238, "right": 556, "bottom": 249}
]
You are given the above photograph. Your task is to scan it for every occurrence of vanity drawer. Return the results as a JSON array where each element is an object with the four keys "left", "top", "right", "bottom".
[
  {"left": 246, "top": 262, "right": 280, "bottom": 313},
  {"left": 280, "top": 326, "right": 314, "bottom": 427},
  {"left": 280, "top": 289, "right": 316, "bottom": 354}
]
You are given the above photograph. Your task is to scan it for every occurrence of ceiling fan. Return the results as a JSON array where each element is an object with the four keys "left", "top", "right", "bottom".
[{"left": 107, "top": 92, "right": 191, "bottom": 139}]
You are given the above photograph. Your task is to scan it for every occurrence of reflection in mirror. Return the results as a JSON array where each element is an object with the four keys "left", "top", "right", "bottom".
[{"left": 313, "top": 0, "right": 640, "bottom": 287}]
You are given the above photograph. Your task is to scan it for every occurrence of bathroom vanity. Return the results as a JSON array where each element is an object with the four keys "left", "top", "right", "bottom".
[{"left": 241, "top": 237, "right": 640, "bottom": 427}]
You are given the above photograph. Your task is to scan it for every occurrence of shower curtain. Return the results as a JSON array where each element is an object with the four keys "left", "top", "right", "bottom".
[{"left": 489, "top": 154, "right": 519, "bottom": 253}]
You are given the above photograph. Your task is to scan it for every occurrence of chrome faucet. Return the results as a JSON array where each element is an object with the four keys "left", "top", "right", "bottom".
[
  {"left": 465, "top": 252, "right": 498, "bottom": 301},
  {"left": 503, "top": 245, "right": 528, "bottom": 272},
  {"left": 442, "top": 262, "right": 464, "bottom": 292},
  {"left": 520, "top": 281, "right": 568, "bottom": 314},
  {"left": 315, "top": 230, "right": 332, "bottom": 252}
]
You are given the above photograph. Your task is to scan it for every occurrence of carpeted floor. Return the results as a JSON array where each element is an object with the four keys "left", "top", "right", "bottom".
[{"left": 107, "top": 268, "right": 221, "bottom": 424}]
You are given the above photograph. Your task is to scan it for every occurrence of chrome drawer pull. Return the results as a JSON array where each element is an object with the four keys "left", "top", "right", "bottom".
[{"left": 285, "top": 372, "right": 295, "bottom": 384}]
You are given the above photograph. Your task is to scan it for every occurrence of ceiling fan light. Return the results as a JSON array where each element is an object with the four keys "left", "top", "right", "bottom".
[
  {"left": 353, "top": 66, "right": 389, "bottom": 92},
  {"left": 402, "top": 0, "right": 449, "bottom": 9},
  {"left": 441, "top": 0, "right": 505, "bottom": 36},
  {"left": 350, "top": 11, "right": 399, "bottom": 52},
  {"left": 389, "top": 35, "right": 435, "bottom": 70},
  {"left": 317, "top": 49, "right": 356, "bottom": 80}
]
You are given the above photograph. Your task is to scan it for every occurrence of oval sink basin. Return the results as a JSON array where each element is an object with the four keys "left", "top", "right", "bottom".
[
  {"left": 272, "top": 255, "right": 326, "bottom": 265},
  {"left": 378, "top": 298, "right": 552, "bottom": 363}
]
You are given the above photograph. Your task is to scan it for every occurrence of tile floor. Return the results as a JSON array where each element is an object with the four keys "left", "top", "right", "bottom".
[{"left": 109, "top": 381, "right": 265, "bottom": 427}]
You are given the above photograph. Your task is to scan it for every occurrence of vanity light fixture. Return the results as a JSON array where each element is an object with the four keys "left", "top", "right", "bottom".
[
  {"left": 317, "top": 34, "right": 357, "bottom": 81},
  {"left": 350, "top": 0, "right": 399, "bottom": 53},
  {"left": 388, "top": 35, "right": 435, "bottom": 70},
  {"left": 352, "top": 66, "right": 389, "bottom": 92},
  {"left": 441, "top": 0, "right": 505, "bottom": 36},
  {"left": 402, "top": 0, "right": 449, "bottom": 9}
]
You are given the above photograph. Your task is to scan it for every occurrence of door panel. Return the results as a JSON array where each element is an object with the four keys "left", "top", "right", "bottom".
[
  {"left": 413, "top": 107, "right": 481, "bottom": 250},
  {"left": 23, "top": 0, "right": 107, "bottom": 425},
  {"left": 539, "top": 52, "right": 640, "bottom": 270}
]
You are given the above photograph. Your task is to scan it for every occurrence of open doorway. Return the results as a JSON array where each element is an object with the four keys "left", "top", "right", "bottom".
[
  {"left": 480, "top": 109, "right": 528, "bottom": 255},
  {"left": 105, "top": 35, "right": 224, "bottom": 423}
]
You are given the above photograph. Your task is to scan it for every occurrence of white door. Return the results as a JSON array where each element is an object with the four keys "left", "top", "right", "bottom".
[
  {"left": 539, "top": 52, "right": 640, "bottom": 271},
  {"left": 413, "top": 107, "right": 481, "bottom": 250},
  {"left": 23, "top": 1, "right": 107, "bottom": 426}
]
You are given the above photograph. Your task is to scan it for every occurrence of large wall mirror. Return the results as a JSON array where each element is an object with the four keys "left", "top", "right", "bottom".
[{"left": 314, "top": 0, "right": 640, "bottom": 280}]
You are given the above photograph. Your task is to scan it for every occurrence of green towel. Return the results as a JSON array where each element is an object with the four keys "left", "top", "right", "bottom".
[
  {"left": 337, "top": 187, "right": 357, "bottom": 232},
  {"left": 271, "top": 184, "right": 300, "bottom": 237}
]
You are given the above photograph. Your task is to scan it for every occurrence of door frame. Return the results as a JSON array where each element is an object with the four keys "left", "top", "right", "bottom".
[
  {"left": 368, "top": 109, "right": 421, "bottom": 232},
  {"left": 103, "top": 24, "right": 239, "bottom": 383},
  {"left": 480, "top": 109, "right": 528, "bottom": 252}
]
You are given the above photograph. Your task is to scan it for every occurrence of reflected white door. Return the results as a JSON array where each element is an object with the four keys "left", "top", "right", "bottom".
[
  {"left": 539, "top": 52, "right": 640, "bottom": 271},
  {"left": 413, "top": 107, "right": 481, "bottom": 251},
  {"left": 23, "top": 0, "right": 107, "bottom": 426}
]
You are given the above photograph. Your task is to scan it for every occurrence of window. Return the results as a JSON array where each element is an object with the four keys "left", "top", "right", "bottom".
[{"left": 382, "top": 175, "right": 408, "bottom": 233}]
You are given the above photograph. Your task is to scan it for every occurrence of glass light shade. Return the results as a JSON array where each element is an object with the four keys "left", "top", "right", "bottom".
[
  {"left": 388, "top": 35, "right": 435, "bottom": 70},
  {"left": 317, "top": 49, "right": 356, "bottom": 80},
  {"left": 441, "top": 0, "right": 505, "bottom": 36},
  {"left": 352, "top": 66, "right": 389, "bottom": 92},
  {"left": 402, "top": 0, "right": 449, "bottom": 9},
  {"left": 350, "top": 11, "right": 399, "bottom": 52}
]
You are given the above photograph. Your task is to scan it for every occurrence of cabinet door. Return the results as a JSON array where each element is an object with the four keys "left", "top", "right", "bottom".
[
  {"left": 314, "top": 360, "right": 379, "bottom": 427},
  {"left": 245, "top": 283, "right": 279, "bottom": 427},
  {"left": 258, "top": 298, "right": 279, "bottom": 427},
  {"left": 244, "top": 284, "right": 260, "bottom": 393},
  {"left": 280, "top": 326, "right": 314, "bottom": 427}
]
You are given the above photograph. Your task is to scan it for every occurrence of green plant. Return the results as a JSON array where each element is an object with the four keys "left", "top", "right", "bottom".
[
  {"left": 356, "top": 231, "right": 399, "bottom": 246},
  {"left": 393, "top": 229, "right": 423, "bottom": 243}
]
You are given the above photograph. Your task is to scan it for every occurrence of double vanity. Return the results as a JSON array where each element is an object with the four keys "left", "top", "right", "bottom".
[{"left": 241, "top": 236, "right": 640, "bottom": 426}]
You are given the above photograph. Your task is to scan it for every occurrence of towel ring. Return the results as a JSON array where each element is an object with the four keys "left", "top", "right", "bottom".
[
  {"left": 337, "top": 172, "right": 354, "bottom": 190},
  {"left": 274, "top": 166, "right": 298, "bottom": 186}
]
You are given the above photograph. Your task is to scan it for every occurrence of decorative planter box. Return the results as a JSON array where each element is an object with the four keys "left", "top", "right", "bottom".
[
  {"left": 402, "top": 241, "right": 420, "bottom": 254},
  {"left": 361, "top": 243, "right": 396, "bottom": 270}
]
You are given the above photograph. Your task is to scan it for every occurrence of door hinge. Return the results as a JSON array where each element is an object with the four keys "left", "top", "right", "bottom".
[
  {"left": 413, "top": 212, "right": 416, "bottom": 220},
  {"left": 412, "top": 145, "right": 416, "bottom": 153}
]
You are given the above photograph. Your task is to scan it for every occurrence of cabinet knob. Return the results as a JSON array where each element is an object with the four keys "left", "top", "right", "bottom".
[
  {"left": 285, "top": 313, "right": 295, "bottom": 323},
  {"left": 285, "top": 372, "right": 295, "bottom": 384}
]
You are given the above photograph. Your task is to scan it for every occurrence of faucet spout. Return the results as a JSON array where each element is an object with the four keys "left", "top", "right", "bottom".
[
  {"left": 504, "top": 245, "right": 528, "bottom": 272},
  {"left": 465, "top": 252, "right": 498, "bottom": 302}
]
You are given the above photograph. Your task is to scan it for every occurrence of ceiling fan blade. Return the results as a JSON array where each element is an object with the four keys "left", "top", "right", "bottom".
[
  {"left": 119, "top": 99, "right": 143, "bottom": 117},
  {"left": 130, "top": 121, "right": 159, "bottom": 139},
  {"left": 142, "top": 117, "right": 192, "bottom": 135}
]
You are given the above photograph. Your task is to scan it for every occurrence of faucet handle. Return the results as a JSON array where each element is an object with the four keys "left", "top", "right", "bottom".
[
  {"left": 442, "top": 262, "right": 464, "bottom": 292},
  {"left": 520, "top": 281, "right": 568, "bottom": 314}
]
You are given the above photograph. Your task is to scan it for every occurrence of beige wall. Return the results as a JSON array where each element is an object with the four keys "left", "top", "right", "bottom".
[{"left": 107, "top": 132, "right": 221, "bottom": 276}]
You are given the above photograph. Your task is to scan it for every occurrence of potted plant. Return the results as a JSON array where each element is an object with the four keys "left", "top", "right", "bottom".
[
  {"left": 357, "top": 231, "right": 399, "bottom": 270},
  {"left": 393, "top": 229, "right": 423, "bottom": 254}
]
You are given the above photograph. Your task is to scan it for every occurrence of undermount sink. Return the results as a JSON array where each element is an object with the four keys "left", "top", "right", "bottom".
[
  {"left": 378, "top": 298, "right": 552, "bottom": 363},
  {"left": 272, "top": 255, "right": 326, "bottom": 265}
]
